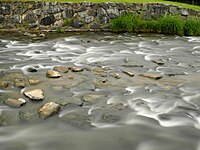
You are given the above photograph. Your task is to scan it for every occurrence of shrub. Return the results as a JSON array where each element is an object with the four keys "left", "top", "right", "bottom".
[
  {"left": 184, "top": 17, "right": 200, "bottom": 36},
  {"left": 159, "top": 15, "right": 184, "bottom": 35}
]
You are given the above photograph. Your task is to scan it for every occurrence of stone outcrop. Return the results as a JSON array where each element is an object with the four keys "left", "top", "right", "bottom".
[{"left": 0, "top": 2, "right": 199, "bottom": 32}]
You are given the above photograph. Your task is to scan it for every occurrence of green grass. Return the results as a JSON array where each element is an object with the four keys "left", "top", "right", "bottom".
[
  {"left": 184, "top": 17, "right": 200, "bottom": 36},
  {"left": 111, "top": 14, "right": 200, "bottom": 36},
  {"left": 111, "top": 13, "right": 141, "bottom": 32},
  {"left": 4, "top": 0, "right": 200, "bottom": 11},
  {"left": 159, "top": 15, "right": 184, "bottom": 35}
]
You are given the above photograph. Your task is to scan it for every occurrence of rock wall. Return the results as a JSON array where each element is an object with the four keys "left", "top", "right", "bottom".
[{"left": 0, "top": 1, "right": 200, "bottom": 32}]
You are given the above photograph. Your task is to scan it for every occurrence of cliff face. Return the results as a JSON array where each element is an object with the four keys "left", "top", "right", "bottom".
[{"left": 0, "top": 1, "right": 199, "bottom": 31}]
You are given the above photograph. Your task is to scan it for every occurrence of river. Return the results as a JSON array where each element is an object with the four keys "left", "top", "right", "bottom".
[{"left": 0, "top": 32, "right": 200, "bottom": 150}]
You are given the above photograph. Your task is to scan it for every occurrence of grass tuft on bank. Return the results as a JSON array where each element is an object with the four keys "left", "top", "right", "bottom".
[{"left": 111, "top": 14, "right": 200, "bottom": 36}]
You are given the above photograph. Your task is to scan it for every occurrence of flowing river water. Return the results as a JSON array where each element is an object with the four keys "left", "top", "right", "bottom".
[{"left": 0, "top": 32, "right": 200, "bottom": 150}]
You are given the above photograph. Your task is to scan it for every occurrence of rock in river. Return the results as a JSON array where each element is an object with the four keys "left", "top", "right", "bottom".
[
  {"left": 24, "top": 89, "right": 44, "bottom": 101},
  {"left": 71, "top": 66, "right": 84, "bottom": 72},
  {"left": 122, "top": 70, "right": 134, "bottom": 77},
  {"left": 46, "top": 70, "right": 62, "bottom": 78},
  {"left": 38, "top": 102, "right": 61, "bottom": 119},
  {"left": 4, "top": 98, "right": 26, "bottom": 108},
  {"left": 28, "top": 79, "right": 41, "bottom": 85},
  {"left": 152, "top": 59, "right": 165, "bottom": 65},
  {"left": 140, "top": 73, "right": 163, "bottom": 80}
]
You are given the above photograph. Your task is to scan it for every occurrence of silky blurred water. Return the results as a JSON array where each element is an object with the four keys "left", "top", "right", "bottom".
[{"left": 0, "top": 32, "right": 200, "bottom": 150}]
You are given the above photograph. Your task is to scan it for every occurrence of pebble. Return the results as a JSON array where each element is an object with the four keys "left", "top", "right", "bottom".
[
  {"left": 38, "top": 102, "right": 61, "bottom": 119},
  {"left": 71, "top": 67, "right": 84, "bottom": 72},
  {"left": 4, "top": 98, "right": 26, "bottom": 108},
  {"left": 111, "top": 73, "right": 121, "bottom": 79},
  {"left": 92, "top": 67, "right": 109, "bottom": 73},
  {"left": 140, "top": 73, "right": 163, "bottom": 80},
  {"left": 24, "top": 89, "right": 44, "bottom": 101},
  {"left": 28, "top": 79, "right": 41, "bottom": 85},
  {"left": 46, "top": 70, "right": 62, "bottom": 78}
]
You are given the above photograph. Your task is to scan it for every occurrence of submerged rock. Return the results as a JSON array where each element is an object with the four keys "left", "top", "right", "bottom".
[
  {"left": 24, "top": 89, "right": 44, "bottom": 101},
  {"left": 66, "top": 74, "right": 74, "bottom": 79},
  {"left": 19, "top": 109, "right": 38, "bottom": 121},
  {"left": 0, "top": 81, "right": 9, "bottom": 88},
  {"left": 4, "top": 98, "right": 26, "bottom": 108},
  {"left": 122, "top": 71, "right": 135, "bottom": 77},
  {"left": 101, "top": 114, "right": 121, "bottom": 124},
  {"left": 59, "top": 111, "right": 93, "bottom": 129},
  {"left": 53, "top": 66, "right": 69, "bottom": 73},
  {"left": 14, "top": 78, "right": 26, "bottom": 88},
  {"left": 82, "top": 94, "right": 102, "bottom": 102},
  {"left": 46, "top": 70, "right": 62, "bottom": 78},
  {"left": 38, "top": 102, "right": 61, "bottom": 119},
  {"left": 140, "top": 73, "right": 163, "bottom": 80}
]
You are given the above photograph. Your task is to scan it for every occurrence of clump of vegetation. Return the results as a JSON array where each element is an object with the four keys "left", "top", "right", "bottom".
[
  {"left": 64, "top": 19, "right": 72, "bottom": 26},
  {"left": 184, "top": 17, "right": 200, "bottom": 36},
  {"left": 56, "top": 27, "right": 65, "bottom": 33},
  {"left": 159, "top": 15, "right": 184, "bottom": 35},
  {"left": 111, "top": 13, "right": 142, "bottom": 32},
  {"left": 111, "top": 14, "right": 200, "bottom": 36},
  {"left": 140, "top": 20, "right": 160, "bottom": 33}
]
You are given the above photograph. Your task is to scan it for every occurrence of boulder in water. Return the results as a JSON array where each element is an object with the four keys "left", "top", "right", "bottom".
[
  {"left": 38, "top": 102, "right": 61, "bottom": 119},
  {"left": 24, "top": 89, "right": 44, "bottom": 101},
  {"left": 46, "top": 70, "right": 62, "bottom": 78}
]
